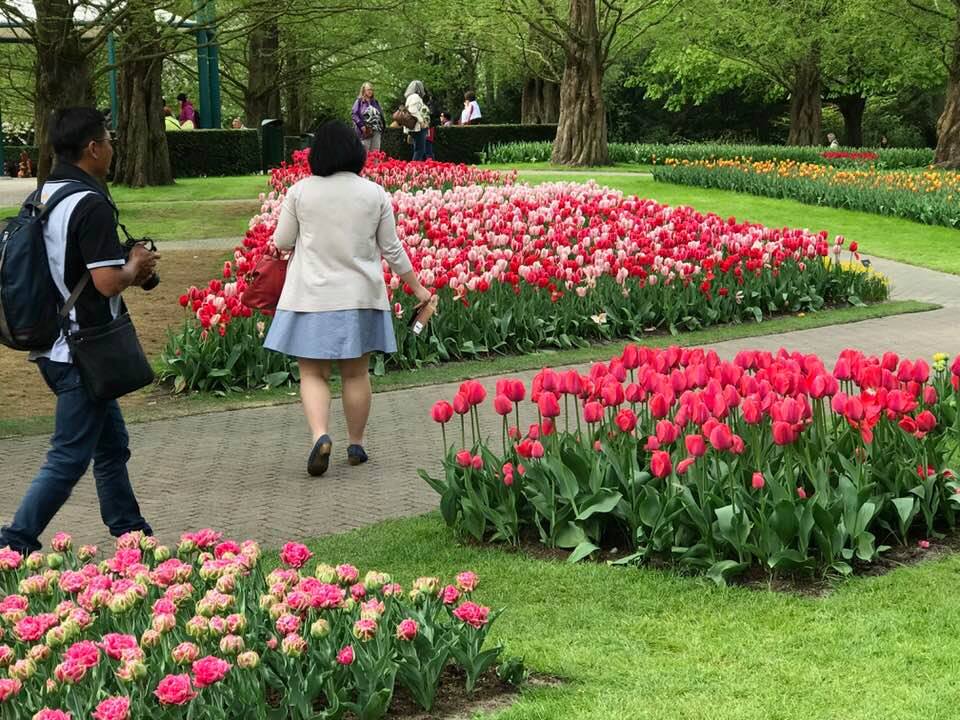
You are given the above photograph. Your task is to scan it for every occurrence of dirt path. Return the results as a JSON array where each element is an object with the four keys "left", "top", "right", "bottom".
[{"left": 0, "top": 249, "right": 228, "bottom": 420}]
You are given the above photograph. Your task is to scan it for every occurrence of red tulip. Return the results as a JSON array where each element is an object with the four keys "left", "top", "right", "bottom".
[
  {"left": 583, "top": 401, "right": 604, "bottom": 424},
  {"left": 621, "top": 344, "right": 640, "bottom": 369},
  {"left": 913, "top": 359, "right": 930, "bottom": 384},
  {"left": 562, "top": 370, "right": 583, "bottom": 396},
  {"left": 797, "top": 486, "right": 807, "bottom": 500},
  {"left": 741, "top": 399, "right": 762, "bottom": 425},
  {"left": 848, "top": 241, "right": 858, "bottom": 252},
  {"left": 516, "top": 439, "right": 533, "bottom": 458},
  {"left": 751, "top": 472, "right": 765, "bottom": 489},
  {"left": 455, "top": 450, "right": 472, "bottom": 467},
  {"left": 644, "top": 436, "right": 660, "bottom": 452},
  {"left": 625, "top": 383, "right": 644, "bottom": 403},
  {"left": 916, "top": 410, "right": 937, "bottom": 433},
  {"left": 708, "top": 424, "right": 733, "bottom": 451},
  {"left": 453, "top": 392, "right": 470, "bottom": 415},
  {"left": 505, "top": 380, "right": 526, "bottom": 403},
  {"left": 538, "top": 392, "right": 561, "bottom": 418},
  {"left": 464, "top": 381, "right": 487, "bottom": 406},
  {"left": 684, "top": 434, "right": 706, "bottom": 457},
  {"left": 649, "top": 393, "right": 670, "bottom": 419},
  {"left": 601, "top": 382, "right": 625, "bottom": 408},
  {"left": 655, "top": 420, "right": 679, "bottom": 445},
  {"left": 650, "top": 451, "right": 672, "bottom": 479},
  {"left": 951, "top": 356, "right": 960, "bottom": 376},
  {"left": 530, "top": 441, "right": 545, "bottom": 459},
  {"left": 898, "top": 417, "right": 918, "bottom": 435},
  {"left": 493, "top": 395, "right": 513, "bottom": 416},
  {"left": 471, "top": 455, "right": 483, "bottom": 470},
  {"left": 772, "top": 421, "right": 798, "bottom": 446},
  {"left": 730, "top": 435, "right": 745, "bottom": 455},
  {"left": 615, "top": 409, "right": 637, "bottom": 433},
  {"left": 431, "top": 401, "right": 454, "bottom": 424},
  {"left": 923, "top": 385, "right": 938, "bottom": 405},
  {"left": 676, "top": 457, "right": 696, "bottom": 475}
]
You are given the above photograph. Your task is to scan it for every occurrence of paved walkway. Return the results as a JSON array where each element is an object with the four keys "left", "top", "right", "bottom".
[
  {"left": 1, "top": 256, "right": 958, "bottom": 552},
  {"left": 0, "top": 177, "right": 35, "bottom": 206}
]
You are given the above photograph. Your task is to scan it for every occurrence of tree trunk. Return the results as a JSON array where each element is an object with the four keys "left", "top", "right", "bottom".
[
  {"left": 32, "top": 0, "right": 96, "bottom": 185},
  {"left": 113, "top": 4, "right": 173, "bottom": 187},
  {"left": 551, "top": 0, "right": 607, "bottom": 165},
  {"left": 787, "top": 52, "right": 822, "bottom": 146},
  {"left": 522, "top": 77, "right": 561, "bottom": 124},
  {"left": 283, "top": 43, "right": 310, "bottom": 136},
  {"left": 935, "top": 18, "right": 960, "bottom": 168},
  {"left": 244, "top": 16, "right": 282, "bottom": 127},
  {"left": 835, "top": 95, "right": 866, "bottom": 147}
]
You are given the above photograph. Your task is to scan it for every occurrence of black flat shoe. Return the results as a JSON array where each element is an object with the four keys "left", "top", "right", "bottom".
[
  {"left": 307, "top": 435, "right": 333, "bottom": 476},
  {"left": 347, "top": 444, "right": 368, "bottom": 466}
]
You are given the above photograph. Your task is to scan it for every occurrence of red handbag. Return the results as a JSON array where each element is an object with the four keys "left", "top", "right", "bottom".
[{"left": 241, "top": 252, "right": 289, "bottom": 312}]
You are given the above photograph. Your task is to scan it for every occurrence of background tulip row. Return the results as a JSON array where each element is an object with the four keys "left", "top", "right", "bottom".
[
  {"left": 420, "top": 346, "right": 960, "bottom": 583},
  {"left": 651, "top": 158, "right": 960, "bottom": 228},
  {"left": 0, "top": 531, "right": 507, "bottom": 719},
  {"left": 160, "top": 153, "right": 887, "bottom": 394}
]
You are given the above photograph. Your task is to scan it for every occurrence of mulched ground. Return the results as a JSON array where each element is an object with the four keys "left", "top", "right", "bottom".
[{"left": 0, "top": 249, "right": 228, "bottom": 420}]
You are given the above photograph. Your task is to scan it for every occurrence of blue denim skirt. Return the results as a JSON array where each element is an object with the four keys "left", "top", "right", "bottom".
[{"left": 264, "top": 309, "right": 397, "bottom": 359}]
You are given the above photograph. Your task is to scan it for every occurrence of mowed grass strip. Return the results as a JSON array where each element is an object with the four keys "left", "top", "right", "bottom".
[
  {"left": 0, "top": 299, "right": 935, "bottom": 438},
  {"left": 300, "top": 515, "right": 960, "bottom": 720}
]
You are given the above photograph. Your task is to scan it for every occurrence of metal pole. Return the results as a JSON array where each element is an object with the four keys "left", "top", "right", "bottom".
[
  {"left": 208, "top": 31, "right": 221, "bottom": 128},
  {"left": 196, "top": 28, "right": 211, "bottom": 129},
  {"left": 107, "top": 32, "right": 119, "bottom": 131}
]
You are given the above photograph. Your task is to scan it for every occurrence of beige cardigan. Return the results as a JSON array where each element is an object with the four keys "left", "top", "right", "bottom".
[{"left": 273, "top": 173, "right": 414, "bottom": 313}]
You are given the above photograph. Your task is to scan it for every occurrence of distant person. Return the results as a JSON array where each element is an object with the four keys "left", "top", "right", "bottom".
[
  {"left": 826, "top": 132, "right": 840, "bottom": 149},
  {"left": 17, "top": 150, "right": 34, "bottom": 178},
  {"left": 231, "top": 117, "right": 246, "bottom": 129},
  {"left": 351, "top": 82, "right": 385, "bottom": 153},
  {"left": 425, "top": 125, "right": 436, "bottom": 160},
  {"left": 262, "top": 121, "right": 434, "bottom": 476},
  {"left": 440, "top": 112, "right": 453, "bottom": 127},
  {"left": 460, "top": 91, "right": 481, "bottom": 125},
  {"left": 879, "top": 134, "right": 890, "bottom": 149},
  {"left": 403, "top": 80, "right": 430, "bottom": 161},
  {"left": 177, "top": 93, "right": 197, "bottom": 127},
  {"left": 163, "top": 107, "right": 182, "bottom": 131}
]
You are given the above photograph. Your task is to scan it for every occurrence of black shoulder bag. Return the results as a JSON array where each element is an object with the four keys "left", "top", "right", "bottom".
[{"left": 60, "top": 273, "right": 154, "bottom": 401}]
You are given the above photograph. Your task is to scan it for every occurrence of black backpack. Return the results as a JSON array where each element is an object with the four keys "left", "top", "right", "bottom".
[{"left": 0, "top": 182, "right": 91, "bottom": 351}]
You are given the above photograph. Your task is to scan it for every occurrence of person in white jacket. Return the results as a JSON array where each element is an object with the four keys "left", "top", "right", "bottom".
[{"left": 403, "top": 80, "right": 430, "bottom": 161}]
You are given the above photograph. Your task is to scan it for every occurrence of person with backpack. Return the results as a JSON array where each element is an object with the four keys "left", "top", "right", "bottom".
[
  {"left": 402, "top": 80, "right": 430, "bottom": 161},
  {"left": 0, "top": 107, "right": 159, "bottom": 554}
]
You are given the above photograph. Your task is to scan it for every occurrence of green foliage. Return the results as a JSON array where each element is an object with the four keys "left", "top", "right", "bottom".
[
  {"left": 160, "top": 262, "right": 887, "bottom": 394},
  {"left": 485, "top": 142, "right": 933, "bottom": 168},
  {"left": 652, "top": 161, "right": 960, "bottom": 228},
  {"left": 166, "top": 130, "right": 262, "bottom": 178}
]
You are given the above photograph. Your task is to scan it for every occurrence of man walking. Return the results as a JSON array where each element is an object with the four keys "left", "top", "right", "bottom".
[{"left": 0, "top": 107, "right": 159, "bottom": 554}]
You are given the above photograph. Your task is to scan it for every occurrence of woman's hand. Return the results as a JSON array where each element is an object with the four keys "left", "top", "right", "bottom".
[{"left": 414, "top": 286, "right": 433, "bottom": 304}]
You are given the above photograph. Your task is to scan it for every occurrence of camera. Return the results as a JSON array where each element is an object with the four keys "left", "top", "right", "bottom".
[{"left": 123, "top": 236, "right": 160, "bottom": 291}]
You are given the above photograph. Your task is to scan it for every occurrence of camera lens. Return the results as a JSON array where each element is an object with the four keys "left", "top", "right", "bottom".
[{"left": 142, "top": 273, "right": 160, "bottom": 291}]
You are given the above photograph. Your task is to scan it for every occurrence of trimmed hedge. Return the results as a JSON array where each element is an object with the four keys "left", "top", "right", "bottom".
[
  {"left": 166, "top": 130, "right": 261, "bottom": 178},
  {"left": 485, "top": 141, "right": 934, "bottom": 169},
  {"left": 381, "top": 124, "right": 557, "bottom": 164}
]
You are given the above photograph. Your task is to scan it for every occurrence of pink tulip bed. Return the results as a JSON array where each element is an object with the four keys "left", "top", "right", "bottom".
[
  {"left": 160, "top": 152, "right": 887, "bottom": 393},
  {"left": 421, "top": 346, "right": 960, "bottom": 583},
  {"left": 0, "top": 530, "right": 508, "bottom": 719}
]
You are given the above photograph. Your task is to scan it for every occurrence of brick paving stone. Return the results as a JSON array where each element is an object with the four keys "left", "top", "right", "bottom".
[{"left": 1, "top": 256, "right": 958, "bottom": 551}]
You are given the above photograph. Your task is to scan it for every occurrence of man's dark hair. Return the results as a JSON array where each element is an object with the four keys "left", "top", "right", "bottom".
[
  {"left": 465, "top": 91, "right": 476, "bottom": 102},
  {"left": 49, "top": 107, "right": 109, "bottom": 165},
  {"left": 308, "top": 120, "right": 367, "bottom": 177},
  {"left": 177, "top": 93, "right": 188, "bottom": 102}
]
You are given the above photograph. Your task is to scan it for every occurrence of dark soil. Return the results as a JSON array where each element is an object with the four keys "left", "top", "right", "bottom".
[{"left": 466, "top": 528, "right": 960, "bottom": 598}]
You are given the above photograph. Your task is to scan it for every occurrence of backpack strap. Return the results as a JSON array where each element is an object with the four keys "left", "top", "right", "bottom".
[
  {"left": 58, "top": 272, "right": 91, "bottom": 332},
  {"left": 31, "top": 181, "right": 94, "bottom": 221}
]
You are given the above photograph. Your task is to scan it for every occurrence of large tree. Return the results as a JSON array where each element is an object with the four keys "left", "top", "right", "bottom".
[
  {"left": 878, "top": 0, "right": 960, "bottom": 166},
  {"left": 502, "top": 0, "right": 677, "bottom": 164}
]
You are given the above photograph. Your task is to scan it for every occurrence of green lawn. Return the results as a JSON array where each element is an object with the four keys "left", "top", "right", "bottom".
[
  {"left": 519, "top": 171, "right": 960, "bottom": 275},
  {"left": 108, "top": 175, "right": 271, "bottom": 203},
  {"left": 307, "top": 514, "right": 960, "bottom": 720}
]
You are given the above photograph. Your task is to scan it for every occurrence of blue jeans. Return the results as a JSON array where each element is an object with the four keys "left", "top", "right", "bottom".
[
  {"left": 0, "top": 359, "right": 151, "bottom": 554},
  {"left": 411, "top": 129, "right": 428, "bottom": 161}
]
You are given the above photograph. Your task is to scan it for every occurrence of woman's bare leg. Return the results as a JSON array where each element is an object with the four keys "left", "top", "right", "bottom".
[
  {"left": 339, "top": 355, "right": 371, "bottom": 446},
  {"left": 298, "top": 358, "right": 333, "bottom": 442}
]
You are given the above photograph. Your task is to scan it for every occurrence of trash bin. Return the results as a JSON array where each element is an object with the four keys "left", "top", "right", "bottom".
[{"left": 260, "top": 118, "right": 284, "bottom": 172}]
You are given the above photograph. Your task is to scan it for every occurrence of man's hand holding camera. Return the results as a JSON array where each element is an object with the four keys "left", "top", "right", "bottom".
[{"left": 128, "top": 242, "right": 161, "bottom": 289}]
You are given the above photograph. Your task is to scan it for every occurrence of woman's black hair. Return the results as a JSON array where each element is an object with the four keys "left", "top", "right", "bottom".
[
  {"left": 308, "top": 120, "right": 367, "bottom": 177},
  {"left": 49, "top": 107, "right": 109, "bottom": 164}
]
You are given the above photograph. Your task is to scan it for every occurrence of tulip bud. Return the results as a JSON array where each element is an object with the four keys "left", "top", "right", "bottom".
[
  {"left": 310, "top": 619, "right": 331, "bottom": 639},
  {"left": 237, "top": 650, "right": 260, "bottom": 669}
]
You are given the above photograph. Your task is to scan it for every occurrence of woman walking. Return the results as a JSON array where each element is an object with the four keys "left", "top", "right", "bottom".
[
  {"left": 403, "top": 80, "right": 430, "bottom": 161},
  {"left": 351, "top": 82, "right": 384, "bottom": 152},
  {"left": 264, "top": 121, "right": 434, "bottom": 477}
]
